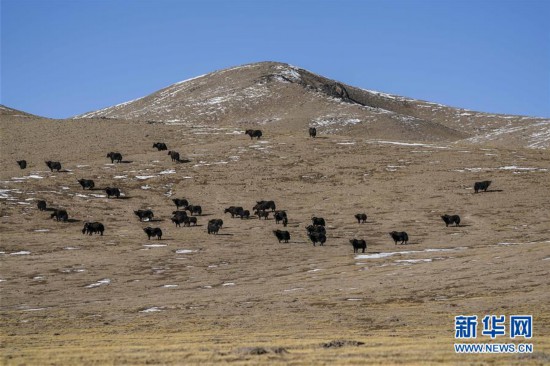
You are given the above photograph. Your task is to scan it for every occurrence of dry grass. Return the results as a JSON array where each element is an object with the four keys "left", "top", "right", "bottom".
[{"left": 1, "top": 116, "right": 549, "bottom": 364}]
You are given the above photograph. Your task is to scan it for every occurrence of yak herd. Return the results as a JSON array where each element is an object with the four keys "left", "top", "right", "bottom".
[{"left": 17, "top": 128, "right": 491, "bottom": 253}]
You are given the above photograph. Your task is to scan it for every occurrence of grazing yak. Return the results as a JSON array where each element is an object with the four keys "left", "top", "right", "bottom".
[
  {"left": 245, "top": 129, "right": 262, "bottom": 139},
  {"left": 168, "top": 151, "right": 180, "bottom": 162},
  {"left": 256, "top": 210, "right": 269, "bottom": 220},
  {"left": 50, "top": 209, "right": 68, "bottom": 222},
  {"left": 309, "top": 127, "right": 317, "bottom": 138},
  {"left": 224, "top": 206, "right": 244, "bottom": 218},
  {"left": 78, "top": 179, "right": 95, "bottom": 190},
  {"left": 355, "top": 213, "right": 367, "bottom": 223},
  {"left": 186, "top": 205, "right": 202, "bottom": 216},
  {"left": 238, "top": 210, "right": 250, "bottom": 219},
  {"left": 143, "top": 227, "right": 162, "bottom": 240},
  {"left": 17, "top": 160, "right": 27, "bottom": 169},
  {"left": 172, "top": 198, "right": 189, "bottom": 209},
  {"left": 209, "top": 219, "right": 223, "bottom": 228},
  {"left": 311, "top": 217, "right": 326, "bottom": 226},
  {"left": 274, "top": 211, "right": 287, "bottom": 224},
  {"left": 105, "top": 187, "right": 121, "bottom": 198},
  {"left": 273, "top": 230, "right": 291, "bottom": 243},
  {"left": 45, "top": 161, "right": 62, "bottom": 172},
  {"left": 254, "top": 200, "right": 276, "bottom": 212},
  {"left": 183, "top": 216, "right": 198, "bottom": 226},
  {"left": 37, "top": 200, "right": 47, "bottom": 211},
  {"left": 308, "top": 232, "right": 326, "bottom": 246},
  {"left": 134, "top": 209, "right": 154, "bottom": 221},
  {"left": 306, "top": 225, "right": 326, "bottom": 235},
  {"left": 171, "top": 215, "right": 185, "bottom": 227},
  {"left": 474, "top": 180, "right": 492, "bottom": 193},
  {"left": 106, "top": 152, "right": 123, "bottom": 163},
  {"left": 171, "top": 210, "right": 188, "bottom": 227},
  {"left": 153, "top": 142, "right": 168, "bottom": 151},
  {"left": 207, "top": 221, "right": 221, "bottom": 234},
  {"left": 82, "top": 222, "right": 104, "bottom": 236},
  {"left": 390, "top": 231, "right": 409, "bottom": 245},
  {"left": 172, "top": 210, "right": 188, "bottom": 220},
  {"left": 441, "top": 214, "right": 461, "bottom": 227},
  {"left": 350, "top": 239, "right": 367, "bottom": 253}
]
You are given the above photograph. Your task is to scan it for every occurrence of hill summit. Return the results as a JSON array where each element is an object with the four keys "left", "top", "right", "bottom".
[{"left": 72, "top": 61, "right": 547, "bottom": 147}]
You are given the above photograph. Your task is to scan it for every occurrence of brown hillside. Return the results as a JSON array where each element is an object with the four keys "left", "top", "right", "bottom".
[{"left": 75, "top": 61, "right": 549, "bottom": 148}]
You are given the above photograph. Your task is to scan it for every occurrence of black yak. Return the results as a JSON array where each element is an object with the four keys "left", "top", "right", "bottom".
[
  {"left": 171, "top": 215, "right": 185, "bottom": 227},
  {"left": 143, "top": 227, "right": 162, "bottom": 240},
  {"left": 308, "top": 232, "right": 326, "bottom": 246},
  {"left": 168, "top": 151, "right": 180, "bottom": 162},
  {"left": 106, "top": 152, "right": 123, "bottom": 163},
  {"left": 207, "top": 221, "right": 220, "bottom": 234},
  {"left": 355, "top": 213, "right": 367, "bottom": 223},
  {"left": 273, "top": 230, "right": 291, "bottom": 243},
  {"left": 45, "top": 161, "right": 62, "bottom": 172},
  {"left": 254, "top": 200, "right": 276, "bottom": 212},
  {"left": 172, "top": 198, "right": 189, "bottom": 209},
  {"left": 134, "top": 209, "right": 154, "bottom": 221},
  {"left": 183, "top": 216, "right": 198, "bottom": 226},
  {"left": 245, "top": 129, "right": 262, "bottom": 139},
  {"left": 238, "top": 210, "right": 250, "bottom": 219},
  {"left": 50, "top": 209, "right": 68, "bottom": 222},
  {"left": 441, "top": 214, "right": 461, "bottom": 227},
  {"left": 171, "top": 210, "right": 188, "bottom": 227},
  {"left": 306, "top": 225, "right": 326, "bottom": 235},
  {"left": 153, "top": 142, "right": 168, "bottom": 151},
  {"left": 37, "top": 200, "right": 47, "bottom": 211},
  {"left": 350, "top": 239, "right": 367, "bottom": 253},
  {"left": 105, "top": 187, "right": 121, "bottom": 198},
  {"left": 208, "top": 219, "right": 223, "bottom": 228},
  {"left": 224, "top": 206, "right": 244, "bottom": 218},
  {"left": 78, "top": 179, "right": 95, "bottom": 190},
  {"left": 172, "top": 210, "right": 188, "bottom": 220},
  {"left": 17, "top": 160, "right": 27, "bottom": 169},
  {"left": 311, "top": 217, "right": 326, "bottom": 226},
  {"left": 186, "top": 205, "right": 202, "bottom": 216},
  {"left": 274, "top": 211, "right": 287, "bottom": 224},
  {"left": 390, "top": 231, "right": 408, "bottom": 245},
  {"left": 82, "top": 222, "right": 104, "bottom": 236},
  {"left": 309, "top": 127, "right": 317, "bottom": 138},
  {"left": 257, "top": 210, "right": 269, "bottom": 220},
  {"left": 474, "top": 180, "right": 492, "bottom": 193}
]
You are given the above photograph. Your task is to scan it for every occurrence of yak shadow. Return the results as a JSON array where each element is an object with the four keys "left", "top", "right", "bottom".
[
  {"left": 177, "top": 159, "right": 191, "bottom": 164},
  {"left": 44, "top": 207, "right": 57, "bottom": 212},
  {"left": 119, "top": 160, "right": 133, "bottom": 164},
  {"left": 478, "top": 189, "right": 503, "bottom": 193},
  {"left": 66, "top": 218, "right": 80, "bottom": 223},
  {"left": 215, "top": 233, "right": 234, "bottom": 236},
  {"left": 112, "top": 196, "right": 131, "bottom": 200}
]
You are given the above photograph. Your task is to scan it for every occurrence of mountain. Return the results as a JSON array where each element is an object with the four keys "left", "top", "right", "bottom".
[
  {"left": 75, "top": 61, "right": 547, "bottom": 148},
  {"left": 0, "top": 105, "right": 44, "bottom": 119}
]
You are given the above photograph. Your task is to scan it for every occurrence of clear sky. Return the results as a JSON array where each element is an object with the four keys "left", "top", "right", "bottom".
[{"left": 1, "top": 0, "right": 549, "bottom": 118}]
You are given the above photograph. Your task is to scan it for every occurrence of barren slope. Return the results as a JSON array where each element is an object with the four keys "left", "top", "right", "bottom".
[
  {"left": 75, "top": 62, "right": 549, "bottom": 148},
  {"left": 1, "top": 116, "right": 549, "bottom": 365}
]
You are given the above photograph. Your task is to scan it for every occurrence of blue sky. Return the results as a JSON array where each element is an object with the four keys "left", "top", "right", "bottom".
[{"left": 1, "top": 0, "right": 549, "bottom": 118}]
